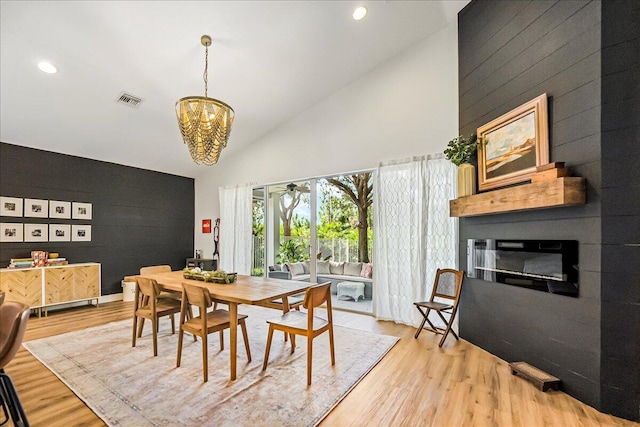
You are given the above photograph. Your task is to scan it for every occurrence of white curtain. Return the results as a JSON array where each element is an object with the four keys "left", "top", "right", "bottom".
[
  {"left": 373, "top": 155, "right": 458, "bottom": 326},
  {"left": 218, "top": 183, "right": 254, "bottom": 275}
]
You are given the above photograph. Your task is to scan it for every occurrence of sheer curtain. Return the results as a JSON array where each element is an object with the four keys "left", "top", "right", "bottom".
[
  {"left": 218, "top": 183, "right": 254, "bottom": 275},
  {"left": 373, "top": 155, "right": 458, "bottom": 326}
]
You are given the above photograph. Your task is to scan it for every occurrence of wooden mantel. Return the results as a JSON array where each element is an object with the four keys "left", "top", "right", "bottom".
[{"left": 449, "top": 177, "right": 586, "bottom": 217}]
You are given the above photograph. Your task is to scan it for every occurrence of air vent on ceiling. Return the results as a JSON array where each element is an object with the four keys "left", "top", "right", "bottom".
[{"left": 116, "top": 92, "right": 143, "bottom": 108}]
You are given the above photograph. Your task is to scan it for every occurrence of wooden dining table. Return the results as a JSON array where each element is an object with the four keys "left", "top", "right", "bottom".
[{"left": 126, "top": 270, "right": 310, "bottom": 380}]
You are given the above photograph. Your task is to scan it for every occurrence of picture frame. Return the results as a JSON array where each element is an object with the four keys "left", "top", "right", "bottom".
[
  {"left": 72, "top": 224, "right": 92, "bottom": 242},
  {"left": 24, "top": 223, "right": 49, "bottom": 242},
  {"left": 0, "top": 223, "right": 23, "bottom": 242},
  {"left": 49, "top": 224, "right": 71, "bottom": 242},
  {"left": 24, "top": 198, "right": 49, "bottom": 218},
  {"left": 49, "top": 200, "right": 71, "bottom": 219},
  {"left": 72, "top": 202, "right": 92, "bottom": 220},
  {"left": 477, "top": 93, "right": 549, "bottom": 191},
  {"left": 0, "top": 196, "right": 23, "bottom": 217}
]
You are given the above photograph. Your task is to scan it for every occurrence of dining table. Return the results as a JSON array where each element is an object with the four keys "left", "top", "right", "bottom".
[{"left": 126, "top": 270, "right": 310, "bottom": 380}]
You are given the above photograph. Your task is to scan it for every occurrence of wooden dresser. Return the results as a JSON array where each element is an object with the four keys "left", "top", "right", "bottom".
[{"left": 0, "top": 263, "right": 101, "bottom": 316}]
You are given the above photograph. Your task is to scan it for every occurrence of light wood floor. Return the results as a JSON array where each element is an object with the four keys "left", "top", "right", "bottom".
[{"left": 6, "top": 301, "right": 638, "bottom": 427}]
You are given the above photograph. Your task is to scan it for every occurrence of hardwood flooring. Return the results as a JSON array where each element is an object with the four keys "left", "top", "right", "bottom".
[{"left": 5, "top": 301, "right": 637, "bottom": 427}]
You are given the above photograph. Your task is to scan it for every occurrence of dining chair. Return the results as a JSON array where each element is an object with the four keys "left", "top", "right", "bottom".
[
  {"left": 139, "top": 265, "right": 172, "bottom": 275},
  {"left": 262, "top": 282, "right": 334, "bottom": 385},
  {"left": 413, "top": 268, "right": 464, "bottom": 347},
  {"left": 0, "top": 301, "right": 31, "bottom": 427},
  {"left": 132, "top": 277, "right": 182, "bottom": 356},
  {"left": 176, "top": 282, "right": 251, "bottom": 382}
]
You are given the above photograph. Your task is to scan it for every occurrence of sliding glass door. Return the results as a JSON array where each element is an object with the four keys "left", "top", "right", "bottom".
[{"left": 253, "top": 172, "right": 374, "bottom": 314}]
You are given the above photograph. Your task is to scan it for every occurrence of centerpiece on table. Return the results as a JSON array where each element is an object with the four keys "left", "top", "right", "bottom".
[
  {"left": 183, "top": 267, "right": 237, "bottom": 284},
  {"left": 444, "top": 134, "right": 479, "bottom": 197}
]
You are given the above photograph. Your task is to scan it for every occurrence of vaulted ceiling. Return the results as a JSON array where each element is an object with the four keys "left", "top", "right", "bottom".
[{"left": 1, "top": 1, "right": 467, "bottom": 178}]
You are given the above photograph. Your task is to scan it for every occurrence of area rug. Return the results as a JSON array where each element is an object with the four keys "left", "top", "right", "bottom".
[{"left": 24, "top": 305, "right": 398, "bottom": 427}]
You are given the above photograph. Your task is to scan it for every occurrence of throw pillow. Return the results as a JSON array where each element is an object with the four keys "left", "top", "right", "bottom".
[
  {"left": 289, "top": 262, "right": 305, "bottom": 277},
  {"left": 344, "top": 262, "right": 363, "bottom": 276},
  {"left": 329, "top": 262, "right": 344, "bottom": 275},
  {"left": 317, "top": 260, "right": 330, "bottom": 274},
  {"left": 302, "top": 260, "right": 310, "bottom": 274},
  {"left": 361, "top": 263, "right": 373, "bottom": 278}
]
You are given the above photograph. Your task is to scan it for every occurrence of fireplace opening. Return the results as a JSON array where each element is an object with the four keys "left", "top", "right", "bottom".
[{"left": 467, "top": 239, "right": 579, "bottom": 297}]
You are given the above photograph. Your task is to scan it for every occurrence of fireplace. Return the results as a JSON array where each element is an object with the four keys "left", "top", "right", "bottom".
[{"left": 467, "top": 239, "right": 579, "bottom": 297}]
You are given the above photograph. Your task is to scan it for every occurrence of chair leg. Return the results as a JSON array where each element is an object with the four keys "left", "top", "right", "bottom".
[
  {"left": 307, "top": 334, "right": 313, "bottom": 386},
  {"left": 290, "top": 333, "right": 296, "bottom": 354},
  {"left": 0, "top": 370, "right": 29, "bottom": 427},
  {"left": 438, "top": 309, "right": 458, "bottom": 347},
  {"left": 240, "top": 319, "right": 252, "bottom": 362},
  {"left": 176, "top": 328, "right": 184, "bottom": 367},
  {"left": 151, "top": 316, "right": 158, "bottom": 357},
  {"left": 414, "top": 306, "right": 430, "bottom": 339},
  {"left": 262, "top": 325, "right": 275, "bottom": 371},
  {"left": 170, "top": 314, "right": 175, "bottom": 334},
  {"left": 219, "top": 331, "right": 224, "bottom": 351},
  {"left": 137, "top": 317, "right": 145, "bottom": 338},
  {"left": 132, "top": 314, "right": 138, "bottom": 347},
  {"left": 328, "top": 325, "right": 335, "bottom": 366},
  {"left": 202, "top": 333, "right": 209, "bottom": 382},
  {"left": 437, "top": 311, "right": 459, "bottom": 341}
]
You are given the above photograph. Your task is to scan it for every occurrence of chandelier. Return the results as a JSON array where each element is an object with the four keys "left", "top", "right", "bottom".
[{"left": 176, "top": 35, "right": 234, "bottom": 165}]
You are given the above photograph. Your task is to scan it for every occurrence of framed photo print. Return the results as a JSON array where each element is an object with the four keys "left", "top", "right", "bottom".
[
  {"left": 477, "top": 93, "right": 549, "bottom": 191},
  {"left": 49, "top": 224, "right": 71, "bottom": 242},
  {"left": 24, "top": 223, "right": 49, "bottom": 242},
  {"left": 72, "top": 202, "right": 92, "bottom": 220},
  {"left": 49, "top": 200, "right": 71, "bottom": 219},
  {"left": 72, "top": 224, "right": 91, "bottom": 242},
  {"left": 0, "top": 196, "right": 23, "bottom": 217},
  {"left": 0, "top": 223, "right": 23, "bottom": 242},
  {"left": 24, "top": 198, "right": 48, "bottom": 218}
]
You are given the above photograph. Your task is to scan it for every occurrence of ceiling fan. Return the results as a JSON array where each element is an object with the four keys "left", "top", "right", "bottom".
[{"left": 285, "top": 182, "right": 310, "bottom": 194}]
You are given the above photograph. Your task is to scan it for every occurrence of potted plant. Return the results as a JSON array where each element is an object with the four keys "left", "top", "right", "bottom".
[{"left": 444, "top": 134, "right": 478, "bottom": 197}]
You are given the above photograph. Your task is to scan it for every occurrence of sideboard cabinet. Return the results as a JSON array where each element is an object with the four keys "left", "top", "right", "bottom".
[{"left": 0, "top": 263, "right": 101, "bottom": 316}]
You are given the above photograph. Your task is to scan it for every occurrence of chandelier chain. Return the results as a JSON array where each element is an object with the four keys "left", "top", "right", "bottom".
[{"left": 203, "top": 44, "right": 209, "bottom": 98}]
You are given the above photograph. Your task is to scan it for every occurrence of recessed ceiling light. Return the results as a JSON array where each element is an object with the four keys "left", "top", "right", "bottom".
[
  {"left": 37, "top": 61, "right": 58, "bottom": 74},
  {"left": 353, "top": 6, "right": 367, "bottom": 21}
]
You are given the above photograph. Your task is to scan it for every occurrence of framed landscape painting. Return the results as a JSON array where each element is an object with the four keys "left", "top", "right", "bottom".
[{"left": 477, "top": 93, "right": 549, "bottom": 191}]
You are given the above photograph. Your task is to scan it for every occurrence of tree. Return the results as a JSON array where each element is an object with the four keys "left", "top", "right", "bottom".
[
  {"left": 279, "top": 189, "right": 306, "bottom": 237},
  {"left": 326, "top": 172, "right": 373, "bottom": 263}
]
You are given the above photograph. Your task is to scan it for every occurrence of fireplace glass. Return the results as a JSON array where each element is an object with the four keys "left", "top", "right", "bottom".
[{"left": 467, "top": 239, "right": 579, "bottom": 297}]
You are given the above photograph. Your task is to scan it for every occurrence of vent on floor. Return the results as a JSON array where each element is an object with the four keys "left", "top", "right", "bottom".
[{"left": 116, "top": 92, "right": 143, "bottom": 108}]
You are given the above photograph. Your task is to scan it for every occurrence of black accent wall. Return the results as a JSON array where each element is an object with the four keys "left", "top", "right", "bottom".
[
  {"left": 458, "top": 0, "right": 639, "bottom": 421},
  {"left": 0, "top": 143, "right": 194, "bottom": 296}
]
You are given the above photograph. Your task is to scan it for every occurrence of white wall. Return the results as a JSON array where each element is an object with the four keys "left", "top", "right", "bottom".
[{"left": 194, "top": 22, "right": 459, "bottom": 255}]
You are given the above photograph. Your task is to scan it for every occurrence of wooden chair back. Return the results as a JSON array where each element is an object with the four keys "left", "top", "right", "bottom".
[
  {"left": 431, "top": 268, "right": 464, "bottom": 306},
  {"left": 302, "top": 282, "right": 331, "bottom": 310},
  {"left": 136, "top": 277, "right": 161, "bottom": 302},
  {"left": 140, "top": 265, "right": 171, "bottom": 275},
  {"left": 0, "top": 301, "right": 31, "bottom": 369},
  {"left": 181, "top": 282, "right": 212, "bottom": 313}
]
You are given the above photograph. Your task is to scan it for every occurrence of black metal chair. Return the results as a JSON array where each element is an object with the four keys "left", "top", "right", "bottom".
[{"left": 0, "top": 301, "right": 31, "bottom": 427}]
